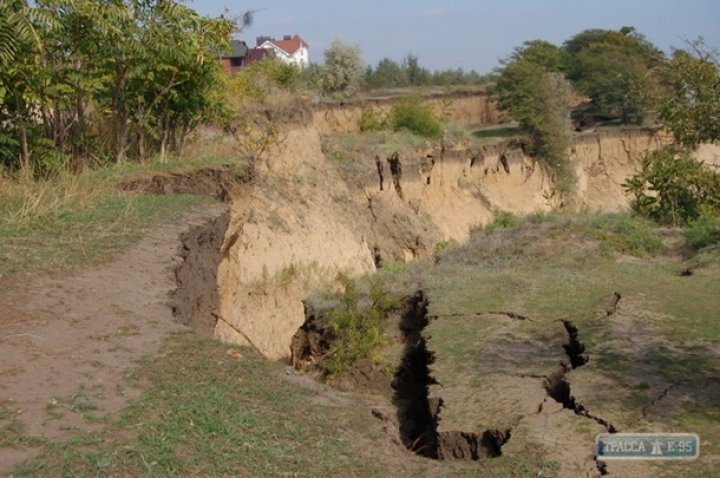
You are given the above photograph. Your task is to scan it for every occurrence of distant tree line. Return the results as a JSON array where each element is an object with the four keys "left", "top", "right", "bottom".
[
  {"left": 304, "top": 42, "right": 491, "bottom": 98},
  {"left": 364, "top": 54, "right": 490, "bottom": 89}
]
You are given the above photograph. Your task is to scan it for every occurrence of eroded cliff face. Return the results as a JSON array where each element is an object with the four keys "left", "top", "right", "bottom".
[
  {"left": 312, "top": 92, "right": 500, "bottom": 134},
  {"left": 572, "top": 129, "right": 666, "bottom": 211},
  {"left": 214, "top": 97, "right": 718, "bottom": 360}
]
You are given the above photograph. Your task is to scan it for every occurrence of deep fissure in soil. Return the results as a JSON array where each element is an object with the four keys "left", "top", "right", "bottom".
[
  {"left": 392, "top": 291, "right": 511, "bottom": 461},
  {"left": 543, "top": 320, "right": 617, "bottom": 433}
]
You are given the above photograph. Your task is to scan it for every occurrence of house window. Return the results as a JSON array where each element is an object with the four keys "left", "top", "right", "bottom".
[{"left": 230, "top": 57, "right": 243, "bottom": 67}]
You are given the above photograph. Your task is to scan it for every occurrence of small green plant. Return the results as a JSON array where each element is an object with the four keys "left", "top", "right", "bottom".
[
  {"left": 582, "top": 214, "right": 663, "bottom": 256},
  {"left": 277, "top": 263, "right": 299, "bottom": 286},
  {"left": 685, "top": 209, "right": 720, "bottom": 249},
  {"left": 389, "top": 94, "right": 443, "bottom": 139},
  {"left": 358, "top": 107, "right": 386, "bottom": 132},
  {"left": 625, "top": 147, "right": 720, "bottom": 226},
  {"left": 325, "top": 274, "right": 401, "bottom": 378},
  {"left": 433, "top": 239, "right": 459, "bottom": 260},
  {"left": 484, "top": 210, "right": 521, "bottom": 235}
]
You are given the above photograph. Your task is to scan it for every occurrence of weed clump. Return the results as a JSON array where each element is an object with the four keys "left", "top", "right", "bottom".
[
  {"left": 685, "top": 210, "right": 720, "bottom": 249},
  {"left": 358, "top": 107, "right": 386, "bottom": 132},
  {"left": 581, "top": 214, "right": 663, "bottom": 256},
  {"left": 484, "top": 211, "right": 522, "bottom": 235},
  {"left": 390, "top": 95, "right": 443, "bottom": 139},
  {"left": 325, "top": 274, "right": 401, "bottom": 378}
]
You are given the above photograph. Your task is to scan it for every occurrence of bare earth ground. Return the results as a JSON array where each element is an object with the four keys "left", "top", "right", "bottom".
[{"left": 0, "top": 203, "right": 227, "bottom": 474}]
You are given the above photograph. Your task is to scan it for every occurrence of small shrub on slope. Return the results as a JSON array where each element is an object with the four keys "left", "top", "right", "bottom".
[
  {"left": 326, "top": 274, "right": 401, "bottom": 378},
  {"left": 389, "top": 95, "right": 443, "bottom": 139}
]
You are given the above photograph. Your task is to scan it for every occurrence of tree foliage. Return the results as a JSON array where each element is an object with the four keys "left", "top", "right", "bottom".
[
  {"left": 364, "top": 54, "right": 487, "bottom": 89},
  {"left": 0, "top": 0, "right": 238, "bottom": 173},
  {"left": 660, "top": 40, "right": 720, "bottom": 148},
  {"left": 492, "top": 41, "right": 575, "bottom": 192},
  {"left": 389, "top": 94, "right": 443, "bottom": 139},
  {"left": 565, "top": 27, "right": 665, "bottom": 124},
  {"left": 320, "top": 39, "right": 365, "bottom": 96},
  {"left": 625, "top": 40, "right": 720, "bottom": 229},
  {"left": 625, "top": 148, "right": 720, "bottom": 226}
]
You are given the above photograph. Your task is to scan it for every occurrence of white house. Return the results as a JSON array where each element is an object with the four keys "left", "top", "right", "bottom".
[{"left": 256, "top": 35, "right": 310, "bottom": 69}]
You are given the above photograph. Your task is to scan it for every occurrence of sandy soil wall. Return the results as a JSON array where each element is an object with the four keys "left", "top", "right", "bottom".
[
  {"left": 215, "top": 98, "right": 719, "bottom": 360},
  {"left": 312, "top": 93, "right": 500, "bottom": 134}
]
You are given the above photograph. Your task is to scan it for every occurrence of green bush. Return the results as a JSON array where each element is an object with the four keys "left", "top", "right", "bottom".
[
  {"left": 625, "top": 148, "right": 720, "bottom": 225},
  {"left": 685, "top": 210, "right": 720, "bottom": 249},
  {"left": 389, "top": 95, "right": 443, "bottom": 139},
  {"left": 325, "top": 274, "right": 401, "bottom": 378},
  {"left": 583, "top": 214, "right": 663, "bottom": 255},
  {"left": 484, "top": 210, "right": 522, "bottom": 235},
  {"left": 358, "top": 107, "right": 386, "bottom": 132}
]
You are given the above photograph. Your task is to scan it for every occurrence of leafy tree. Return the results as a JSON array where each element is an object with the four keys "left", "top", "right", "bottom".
[
  {"left": 626, "top": 40, "right": 720, "bottom": 228},
  {"left": 320, "top": 39, "right": 365, "bottom": 96},
  {"left": 404, "top": 53, "right": 430, "bottom": 86},
  {"left": 566, "top": 27, "right": 665, "bottom": 124},
  {"left": 493, "top": 41, "right": 575, "bottom": 192},
  {"left": 0, "top": 0, "right": 44, "bottom": 171},
  {"left": 365, "top": 57, "right": 408, "bottom": 88},
  {"left": 0, "top": 0, "right": 237, "bottom": 171},
  {"left": 625, "top": 148, "right": 720, "bottom": 225},
  {"left": 660, "top": 40, "right": 720, "bottom": 148}
]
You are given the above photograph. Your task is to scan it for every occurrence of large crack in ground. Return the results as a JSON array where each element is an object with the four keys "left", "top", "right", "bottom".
[
  {"left": 544, "top": 320, "right": 617, "bottom": 433},
  {"left": 392, "top": 291, "right": 512, "bottom": 462},
  {"left": 543, "top": 319, "right": 615, "bottom": 475}
]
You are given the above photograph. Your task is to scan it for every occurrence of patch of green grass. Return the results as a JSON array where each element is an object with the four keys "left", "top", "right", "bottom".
[
  {"left": 472, "top": 125, "right": 522, "bottom": 141},
  {"left": 0, "top": 149, "right": 250, "bottom": 276},
  {"left": 90, "top": 153, "right": 250, "bottom": 183},
  {"left": 578, "top": 214, "right": 663, "bottom": 256},
  {"left": 653, "top": 407, "right": 720, "bottom": 477},
  {"left": 1, "top": 420, "right": 48, "bottom": 449},
  {"left": 685, "top": 210, "right": 720, "bottom": 249},
  {"left": 0, "top": 192, "right": 213, "bottom": 274},
  {"left": 484, "top": 210, "right": 522, "bottom": 235},
  {"left": 11, "top": 332, "right": 376, "bottom": 478}
]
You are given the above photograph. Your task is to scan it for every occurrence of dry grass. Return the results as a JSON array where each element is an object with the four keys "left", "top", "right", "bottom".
[
  {"left": 0, "top": 152, "right": 239, "bottom": 276},
  {"left": 0, "top": 174, "right": 108, "bottom": 230}
]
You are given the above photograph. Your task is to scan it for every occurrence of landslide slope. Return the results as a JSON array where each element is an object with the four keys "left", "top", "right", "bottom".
[{"left": 215, "top": 95, "right": 714, "bottom": 360}]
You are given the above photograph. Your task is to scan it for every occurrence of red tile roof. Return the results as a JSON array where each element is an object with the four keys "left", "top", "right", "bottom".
[{"left": 267, "top": 35, "right": 308, "bottom": 55}]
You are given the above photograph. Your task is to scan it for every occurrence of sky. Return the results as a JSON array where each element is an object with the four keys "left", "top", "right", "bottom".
[{"left": 190, "top": 0, "right": 720, "bottom": 73}]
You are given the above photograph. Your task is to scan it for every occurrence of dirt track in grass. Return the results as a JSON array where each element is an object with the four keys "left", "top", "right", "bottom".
[{"left": 0, "top": 203, "right": 227, "bottom": 474}]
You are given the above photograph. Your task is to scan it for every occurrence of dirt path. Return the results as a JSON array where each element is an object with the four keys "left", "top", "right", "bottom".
[{"left": 0, "top": 203, "right": 227, "bottom": 474}]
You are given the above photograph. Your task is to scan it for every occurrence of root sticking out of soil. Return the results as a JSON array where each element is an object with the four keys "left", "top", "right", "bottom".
[
  {"left": 375, "top": 155, "right": 385, "bottom": 191},
  {"left": 393, "top": 291, "right": 512, "bottom": 462}
]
